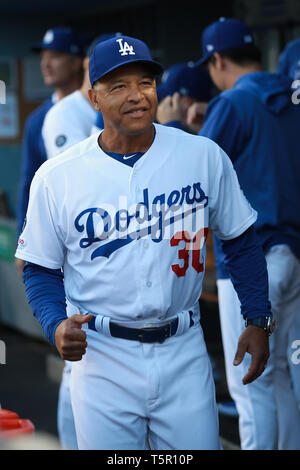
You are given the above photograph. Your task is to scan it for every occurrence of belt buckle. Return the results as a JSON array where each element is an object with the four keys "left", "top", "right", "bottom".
[
  {"left": 137, "top": 326, "right": 155, "bottom": 343},
  {"left": 158, "top": 323, "right": 171, "bottom": 343},
  {"left": 138, "top": 323, "right": 171, "bottom": 344}
]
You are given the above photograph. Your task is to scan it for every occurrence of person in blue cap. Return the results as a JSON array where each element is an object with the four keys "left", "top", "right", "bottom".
[
  {"left": 187, "top": 18, "right": 300, "bottom": 450},
  {"left": 156, "top": 62, "right": 215, "bottom": 132},
  {"left": 16, "top": 27, "right": 86, "bottom": 274},
  {"left": 277, "top": 37, "right": 300, "bottom": 81},
  {"left": 16, "top": 34, "right": 272, "bottom": 450},
  {"left": 15, "top": 27, "right": 86, "bottom": 450}
]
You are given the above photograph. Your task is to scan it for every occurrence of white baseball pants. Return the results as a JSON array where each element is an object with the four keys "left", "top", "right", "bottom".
[{"left": 69, "top": 311, "right": 221, "bottom": 450}]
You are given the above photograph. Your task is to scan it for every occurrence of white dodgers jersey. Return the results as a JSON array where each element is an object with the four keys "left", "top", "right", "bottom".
[{"left": 16, "top": 124, "right": 256, "bottom": 325}]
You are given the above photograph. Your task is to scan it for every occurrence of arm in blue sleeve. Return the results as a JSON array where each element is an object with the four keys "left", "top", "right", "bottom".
[
  {"left": 23, "top": 262, "right": 68, "bottom": 345},
  {"left": 220, "top": 225, "right": 272, "bottom": 320},
  {"left": 199, "top": 97, "right": 245, "bottom": 161}
]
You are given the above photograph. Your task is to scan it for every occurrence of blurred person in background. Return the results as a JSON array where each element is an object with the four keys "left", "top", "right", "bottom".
[
  {"left": 15, "top": 27, "right": 87, "bottom": 449},
  {"left": 191, "top": 18, "right": 300, "bottom": 450},
  {"left": 156, "top": 61, "right": 215, "bottom": 132},
  {"left": 158, "top": 17, "right": 300, "bottom": 450},
  {"left": 276, "top": 36, "right": 300, "bottom": 412},
  {"left": 16, "top": 27, "right": 86, "bottom": 276}
]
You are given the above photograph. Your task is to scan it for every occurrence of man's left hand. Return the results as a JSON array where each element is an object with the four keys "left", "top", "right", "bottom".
[{"left": 234, "top": 325, "right": 270, "bottom": 385}]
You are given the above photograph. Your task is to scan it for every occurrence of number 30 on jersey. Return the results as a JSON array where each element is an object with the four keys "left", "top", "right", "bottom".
[{"left": 171, "top": 228, "right": 209, "bottom": 277}]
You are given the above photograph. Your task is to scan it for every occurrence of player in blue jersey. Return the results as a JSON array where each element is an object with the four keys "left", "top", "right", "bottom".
[
  {"left": 276, "top": 35, "right": 300, "bottom": 415},
  {"left": 196, "top": 21, "right": 300, "bottom": 450},
  {"left": 157, "top": 18, "right": 300, "bottom": 450}
]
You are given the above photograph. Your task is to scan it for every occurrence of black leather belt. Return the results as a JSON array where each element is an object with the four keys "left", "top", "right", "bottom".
[{"left": 88, "top": 311, "right": 194, "bottom": 343}]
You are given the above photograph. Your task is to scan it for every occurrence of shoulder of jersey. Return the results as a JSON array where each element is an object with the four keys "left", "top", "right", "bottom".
[{"left": 35, "top": 132, "right": 99, "bottom": 179}]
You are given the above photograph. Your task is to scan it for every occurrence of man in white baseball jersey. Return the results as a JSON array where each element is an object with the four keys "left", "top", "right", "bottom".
[{"left": 16, "top": 35, "right": 272, "bottom": 450}]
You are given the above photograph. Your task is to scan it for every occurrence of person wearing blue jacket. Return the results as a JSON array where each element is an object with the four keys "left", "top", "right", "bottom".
[
  {"left": 158, "top": 18, "right": 300, "bottom": 450},
  {"left": 276, "top": 34, "right": 300, "bottom": 422},
  {"left": 196, "top": 18, "right": 300, "bottom": 451}
]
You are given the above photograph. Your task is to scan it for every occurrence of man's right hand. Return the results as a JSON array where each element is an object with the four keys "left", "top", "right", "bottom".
[{"left": 54, "top": 313, "right": 94, "bottom": 361}]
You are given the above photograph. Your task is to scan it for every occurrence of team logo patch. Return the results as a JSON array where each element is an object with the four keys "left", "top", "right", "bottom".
[{"left": 55, "top": 135, "right": 67, "bottom": 147}]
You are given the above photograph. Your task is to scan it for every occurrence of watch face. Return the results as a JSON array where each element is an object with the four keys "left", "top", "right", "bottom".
[{"left": 267, "top": 318, "right": 276, "bottom": 335}]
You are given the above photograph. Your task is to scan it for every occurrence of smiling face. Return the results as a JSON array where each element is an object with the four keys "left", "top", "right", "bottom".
[{"left": 89, "top": 63, "right": 158, "bottom": 139}]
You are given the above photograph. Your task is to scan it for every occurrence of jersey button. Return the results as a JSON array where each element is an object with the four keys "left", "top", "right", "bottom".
[{"left": 146, "top": 281, "right": 152, "bottom": 288}]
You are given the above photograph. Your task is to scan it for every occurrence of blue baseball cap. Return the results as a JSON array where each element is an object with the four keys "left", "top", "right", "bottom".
[
  {"left": 32, "top": 27, "right": 87, "bottom": 57},
  {"left": 89, "top": 35, "right": 163, "bottom": 86},
  {"left": 157, "top": 62, "right": 214, "bottom": 101},
  {"left": 198, "top": 18, "right": 255, "bottom": 65}
]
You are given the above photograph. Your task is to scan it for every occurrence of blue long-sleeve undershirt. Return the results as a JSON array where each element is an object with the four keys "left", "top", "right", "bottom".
[
  {"left": 22, "top": 225, "right": 271, "bottom": 345},
  {"left": 23, "top": 262, "right": 67, "bottom": 345},
  {"left": 221, "top": 225, "right": 271, "bottom": 319}
]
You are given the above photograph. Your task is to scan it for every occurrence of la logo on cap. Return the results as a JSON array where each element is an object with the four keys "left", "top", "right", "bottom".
[
  {"left": 116, "top": 38, "right": 135, "bottom": 56},
  {"left": 43, "top": 30, "right": 54, "bottom": 44}
]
